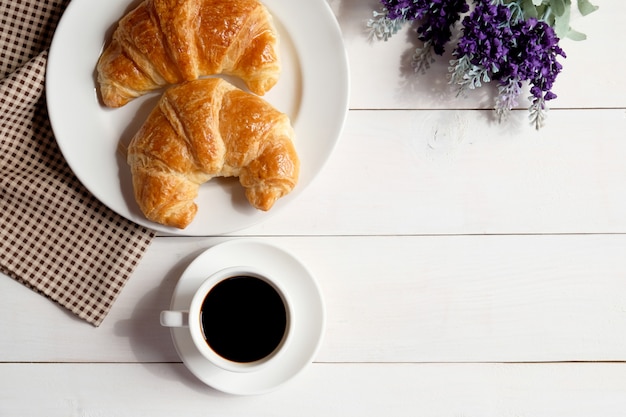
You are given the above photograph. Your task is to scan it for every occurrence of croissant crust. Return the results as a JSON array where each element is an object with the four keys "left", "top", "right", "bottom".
[
  {"left": 97, "top": 0, "right": 280, "bottom": 107},
  {"left": 127, "top": 78, "right": 299, "bottom": 229}
]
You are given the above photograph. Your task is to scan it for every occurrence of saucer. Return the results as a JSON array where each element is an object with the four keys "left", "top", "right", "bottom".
[{"left": 166, "top": 239, "right": 325, "bottom": 395}]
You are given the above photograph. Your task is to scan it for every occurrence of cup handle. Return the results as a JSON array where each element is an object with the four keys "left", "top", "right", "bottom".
[{"left": 160, "top": 310, "right": 189, "bottom": 327}]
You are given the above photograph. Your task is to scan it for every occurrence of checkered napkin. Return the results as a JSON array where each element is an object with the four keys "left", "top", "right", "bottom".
[{"left": 0, "top": 0, "right": 155, "bottom": 326}]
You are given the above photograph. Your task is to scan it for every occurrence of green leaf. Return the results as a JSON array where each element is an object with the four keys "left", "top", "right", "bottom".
[
  {"left": 566, "top": 28, "right": 587, "bottom": 41},
  {"left": 542, "top": 6, "right": 557, "bottom": 27},
  {"left": 577, "top": 0, "right": 599, "bottom": 16},
  {"left": 553, "top": 6, "right": 571, "bottom": 38},
  {"left": 521, "top": 0, "right": 539, "bottom": 18},
  {"left": 550, "top": 0, "right": 566, "bottom": 16}
]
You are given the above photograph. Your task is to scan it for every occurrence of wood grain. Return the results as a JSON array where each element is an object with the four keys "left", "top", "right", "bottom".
[
  {"left": 245, "top": 108, "right": 626, "bottom": 235},
  {"left": 2, "top": 0, "right": 625, "bottom": 414},
  {"left": 3, "top": 235, "right": 626, "bottom": 363},
  {"left": 2, "top": 363, "right": 626, "bottom": 416}
]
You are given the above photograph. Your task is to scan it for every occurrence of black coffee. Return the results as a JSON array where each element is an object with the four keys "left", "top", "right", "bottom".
[{"left": 200, "top": 275, "right": 287, "bottom": 363}]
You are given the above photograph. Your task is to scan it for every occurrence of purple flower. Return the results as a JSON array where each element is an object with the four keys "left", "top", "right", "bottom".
[
  {"left": 455, "top": 1, "right": 565, "bottom": 103},
  {"left": 416, "top": 0, "right": 470, "bottom": 55},
  {"left": 376, "top": 0, "right": 571, "bottom": 127},
  {"left": 380, "top": 0, "right": 469, "bottom": 55},
  {"left": 380, "top": 0, "right": 428, "bottom": 20},
  {"left": 455, "top": 1, "right": 515, "bottom": 72},
  {"left": 509, "top": 18, "right": 566, "bottom": 102}
]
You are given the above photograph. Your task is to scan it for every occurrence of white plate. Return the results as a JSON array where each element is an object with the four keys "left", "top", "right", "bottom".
[
  {"left": 46, "top": 0, "right": 349, "bottom": 235},
  {"left": 167, "top": 239, "right": 325, "bottom": 395}
]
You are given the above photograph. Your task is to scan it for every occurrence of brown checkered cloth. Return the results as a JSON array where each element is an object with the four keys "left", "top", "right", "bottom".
[{"left": 0, "top": 0, "right": 155, "bottom": 326}]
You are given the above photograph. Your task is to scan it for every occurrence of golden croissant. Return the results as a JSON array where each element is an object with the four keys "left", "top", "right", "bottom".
[
  {"left": 97, "top": 0, "right": 280, "bottom": 108},
  {"left": 127, "top": 78, "right": 299, "bottom": 229}
]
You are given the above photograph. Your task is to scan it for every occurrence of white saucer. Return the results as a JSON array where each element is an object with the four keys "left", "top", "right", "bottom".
[{"left": 167, "top": 239, "right": 325, "bottom": 395}]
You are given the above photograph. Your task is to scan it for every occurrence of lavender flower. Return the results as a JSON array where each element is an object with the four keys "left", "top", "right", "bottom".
[
  {"left": 380, "top": 0, "right": 429, "bottom": 21},
  {"left": 450, "top": 1, "right": 515, "bottom": 90},
  {"left": 368, "top": 0, "right": 596, "bottom": 129},
  {"left": 415, "top": 0, "right": 469, "bottom": 55},
  {"left": 367, "top": 0, "right": 428, "bottom": 41},
  {"left": 511, "top": 19, "right": 565, "bottom": 101},
  {"left": 369, "top": 0, "right": 468, "bottom": 57},
  {"left": 450, "top": 1, "right": 566, "bottom": 127},
  {"left": 510, "top": 18, "right": 566, "bottom": 128}
]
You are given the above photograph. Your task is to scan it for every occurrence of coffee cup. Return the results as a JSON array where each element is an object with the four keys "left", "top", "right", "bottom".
[{"left": 160, "top": 266, "right": 293, "bottom": 373}]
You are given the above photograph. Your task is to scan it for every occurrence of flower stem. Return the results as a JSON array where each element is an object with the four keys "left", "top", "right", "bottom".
[{"left": 542, "top": 6, "right": 552, "bottom": 21}]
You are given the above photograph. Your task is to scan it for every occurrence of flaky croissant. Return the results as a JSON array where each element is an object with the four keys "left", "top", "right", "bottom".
[
  {"left": 97, "top": 0, "right": 280, "bottom": 108},
  {"left": 127, "top": 78, "right": 299, "bottom": 229}
]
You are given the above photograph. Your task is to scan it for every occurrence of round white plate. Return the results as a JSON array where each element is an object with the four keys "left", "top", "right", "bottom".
[
  {"left": 46, "top": 0, "right": 349, "bottom": 235},
  {"left": 167, "top": 239, "right": 325, "bottom": 395}
]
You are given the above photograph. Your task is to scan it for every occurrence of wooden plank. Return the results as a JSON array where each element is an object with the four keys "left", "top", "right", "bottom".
[
  {"left": 331, "top": 0, "right": 626, "bottom": 110},
  {"left": 246, "top": 108, "right": 626, "bottom": 235},
  {"left": 2, "top": 362, "right": 626, "bottom": 416},
  {"left": 3, "top": 235, "right": 626, "bottom": 363}
]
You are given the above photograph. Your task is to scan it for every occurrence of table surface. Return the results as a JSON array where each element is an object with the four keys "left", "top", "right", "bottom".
[{"left": 3, "top": 0, "right": 626, "bottom": 415}]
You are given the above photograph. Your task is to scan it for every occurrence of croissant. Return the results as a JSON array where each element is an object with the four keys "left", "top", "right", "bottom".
[
  {"left": 127, "top": 78, "right": 299, "bottom": 229},
  {"left": 97, "top": 0, "right": 280, "bottom": 108}
]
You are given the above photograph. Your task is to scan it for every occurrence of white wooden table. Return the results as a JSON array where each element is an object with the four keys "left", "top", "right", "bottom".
[{"left": 3, "top": 1, "right": 626, "bottom": 414}]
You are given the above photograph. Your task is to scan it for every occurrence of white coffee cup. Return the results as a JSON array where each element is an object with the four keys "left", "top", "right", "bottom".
[{"left": 161, "top": 266, "right": 293, "bottom": 373}]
